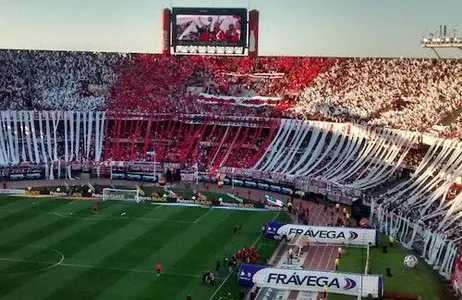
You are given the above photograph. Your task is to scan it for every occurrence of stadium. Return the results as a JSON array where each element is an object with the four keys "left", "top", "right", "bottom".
[{"left": 1, "top": 2, "right": 462, "bottom": 300}]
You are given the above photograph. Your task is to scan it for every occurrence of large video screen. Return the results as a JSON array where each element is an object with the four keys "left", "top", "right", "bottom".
[{"left": 172, "top": 8, "right": 247, "bottom": 47}]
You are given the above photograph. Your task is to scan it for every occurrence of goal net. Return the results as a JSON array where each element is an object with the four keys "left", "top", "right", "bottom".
[{"left": 102, "top": 188, "right": 141, "bottom": 203}]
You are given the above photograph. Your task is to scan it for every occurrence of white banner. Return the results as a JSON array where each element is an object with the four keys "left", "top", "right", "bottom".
[
  {"left": 276, "top": 224, "right": 378, "bottom": 246},
  {"left": 252, "top": 268, "right": 382, "bottom": 298},
  {"left": 180, "top": 173, "right": 195, "bottom": 182},
  {"left": 0, "top": 189, "right": 26, "bottom": 195}
]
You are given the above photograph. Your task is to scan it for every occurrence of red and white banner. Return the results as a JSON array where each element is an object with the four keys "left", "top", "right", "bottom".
[{"left": 197, "top": 93, "right": 283, "bottom": 108}]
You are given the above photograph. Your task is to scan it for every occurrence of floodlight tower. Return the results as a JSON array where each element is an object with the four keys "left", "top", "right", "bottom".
[{"left": 421, "top": 25, "right": 462, "bottom": 59}]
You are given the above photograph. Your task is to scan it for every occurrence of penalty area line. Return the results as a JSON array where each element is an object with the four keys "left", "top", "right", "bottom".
[{"left": 193, "top": 208, "right": 214, "bottom": 223}]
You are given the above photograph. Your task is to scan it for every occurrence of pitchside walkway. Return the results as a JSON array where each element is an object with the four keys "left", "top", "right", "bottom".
[{"left": 255, "top": 200, "right": 347, "bottom": 300}]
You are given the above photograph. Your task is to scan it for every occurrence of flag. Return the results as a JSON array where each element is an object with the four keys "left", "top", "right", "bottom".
[
  {"left": 210, "top": 166, "right": 217, "bottom": 175},
  {"left": 163, "top": 187, "right": 177, "bottom": 199},
  {"left": 265, "top": 195, "right": 284, "bottom": 207}
]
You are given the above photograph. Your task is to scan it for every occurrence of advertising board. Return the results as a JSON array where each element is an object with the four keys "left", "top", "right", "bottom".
[
  {"left": 238, "top": 264, "right": 383, "bottom": 298},
  {"left": 264, "top": 221, "right": 378, "bottom": 246}
]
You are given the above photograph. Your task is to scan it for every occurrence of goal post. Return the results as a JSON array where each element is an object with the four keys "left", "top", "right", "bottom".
[{"left": 102, "top": 188, "right": 141, "bottom": 203}]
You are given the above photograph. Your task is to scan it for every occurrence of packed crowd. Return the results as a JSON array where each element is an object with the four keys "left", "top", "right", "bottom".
[
  {"left": 104, "top": 118, "right": 277, "bottom": 169},
  {"left": 2, "top": 49, "right": 462, "bottom": 138},
  {"left": 296, "top": 58, "right": 462, "bottom": 132},
  {"left": 0, "top": 49, "right": 331, "bottom": 118},
  {"left": 440, "top": 114, "right": 462, "bottom": 141},
  {"left": 0, "top": 50, "right": 124, "bottom": 111},
  {"left": 232, "top": 245, "right": 260, "bottom": 265},
  {"left": 110, "top": 55, "right": 331, "bottom": 117}
]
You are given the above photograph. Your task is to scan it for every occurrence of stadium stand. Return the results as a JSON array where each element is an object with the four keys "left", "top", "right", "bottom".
[
  {"left": 1, "top": 49, "right": 462, "bottom": 282},
  {"left": 296, "top": 58, "right": 462, "bottom": 132}
]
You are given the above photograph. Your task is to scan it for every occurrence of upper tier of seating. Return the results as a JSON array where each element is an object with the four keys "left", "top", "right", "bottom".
[
  {"left": 0, "top": 50, "right": 332, "bottom": 118},
  {"left": 1, "top": 49, "right": 462, "bottom": 138},
  {"left": 296, "top": 58, "right": 462, "bottom": 133}
]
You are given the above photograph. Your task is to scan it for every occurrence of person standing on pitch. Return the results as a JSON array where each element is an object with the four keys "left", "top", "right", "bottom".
[
  {"left": 223, "top": 255, "right": 229, "bottom": 268},
  {"left": 215, "top": 259, "right": 220, "bottom": 272},
  {"left": 156, "top": 260, "right": 162, "bottom": 276},
  {"left": 92, "top": 200, "right": 100, "bottom": 213},
  {"left": 209, "top": 271, "right": 215, "bottom": 285}
]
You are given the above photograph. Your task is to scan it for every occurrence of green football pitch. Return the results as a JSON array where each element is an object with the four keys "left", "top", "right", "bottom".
[
  {"left": 329, "top": 235, "right": 449, "bottom": 300},
  {"left": 0, "top": 196, "right": 289, "bottom": 300}
]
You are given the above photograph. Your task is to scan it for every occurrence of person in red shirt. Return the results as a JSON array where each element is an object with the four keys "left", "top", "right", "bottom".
[
  {"left": 225, "top": 24, "right": 238, "bottom": 42},
  {"left": 194, "top": 23, "right": 209, "bottom": 42},
  {"left": 230, "top": 31, "right": 239, "bottom": 42},
  {"left": 198, "top": 30, "right": 210, "bottom": 42},
  {"left": 156, "top": 260, "right": 162, "bottom": 276},
  {"left": 222, "top": 20, "right": 241, "bottom": 42}
]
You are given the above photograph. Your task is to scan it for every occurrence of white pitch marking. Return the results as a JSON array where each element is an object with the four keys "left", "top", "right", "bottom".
[
  {"left": 193, "top": 208, "right": 214, "bottom": 223},
  {"left": 0, "top": 246, "right": 64, "bottom": 277},
  {"left": 53, "top": 212, "right": 193, "bottom": 224},
  {"left": 0, "top": 257, "right": 223, "bottom": 279}
]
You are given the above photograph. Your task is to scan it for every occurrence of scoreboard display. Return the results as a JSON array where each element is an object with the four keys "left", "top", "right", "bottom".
[{"left": 171, "top": 7, "right": 248, "bottom": 55}]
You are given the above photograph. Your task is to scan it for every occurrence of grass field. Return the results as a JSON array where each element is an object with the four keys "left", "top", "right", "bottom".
[
  {"left": 330, "top": 236, "right": 448, "bottom": 300},
  {"left": 0, "top": 196, "right": 289, "bottom": 300}
]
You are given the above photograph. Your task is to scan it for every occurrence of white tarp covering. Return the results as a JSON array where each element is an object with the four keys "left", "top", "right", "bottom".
[
  {"left": 252, "top": 267, "right": 382, "bottom": 298},
  {"left": 269, "top": 222, "right": 378, "bottom": 246}
]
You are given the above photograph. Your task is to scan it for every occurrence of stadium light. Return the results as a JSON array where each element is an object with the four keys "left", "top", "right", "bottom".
[
  {"left": 420, "top": 24, "right": 462, "bottom": 59},
  {"left": 421, "top": 24, "right": 462, "bottom": 48}
]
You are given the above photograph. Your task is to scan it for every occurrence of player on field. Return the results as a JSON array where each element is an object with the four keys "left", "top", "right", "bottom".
[
  {"left": 92, "top": 200, "right": 100, "bottom": 213},
  {"left": 215, "top": 259, "right": 220, "bottom": 272},
  {"left": 237, "top": 223, "right": 241, "bottom": 234},
  {"left": 156, "top": 260, "right": 162, "bottom": 276},
  {"left": 233, "top": 224, "right": 238, "bottom": 235}
]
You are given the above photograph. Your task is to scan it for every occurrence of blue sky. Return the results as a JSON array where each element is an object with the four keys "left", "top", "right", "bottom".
[{"left": 0, "top": 0, "right": 461, "bottom": 57}]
